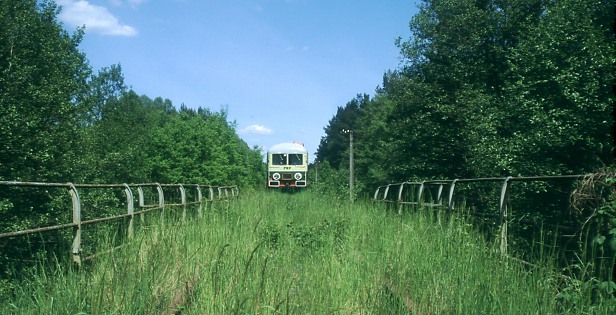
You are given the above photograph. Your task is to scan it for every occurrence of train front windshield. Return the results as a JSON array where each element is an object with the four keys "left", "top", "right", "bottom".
[
  {"left": 272, "top": 153, "right": 304, "bottom": 166},
  {"left": 272, "top": 154, "right": 286, "bottom": 165},
  {"left": 289, "top": 154, "right": 303, "bottom": 165}
]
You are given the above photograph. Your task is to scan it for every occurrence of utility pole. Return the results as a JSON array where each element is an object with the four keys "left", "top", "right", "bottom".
[{"left": 342, "top": 129, "right": 354, "bottom": 202}]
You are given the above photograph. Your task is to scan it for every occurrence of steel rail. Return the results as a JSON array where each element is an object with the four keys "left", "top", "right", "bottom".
[
  {"left": 0, "top": 180, "right": 239, "bottom": 265},
  {"left": 0, "top": 222, "right": 78, "bottom": 239}
]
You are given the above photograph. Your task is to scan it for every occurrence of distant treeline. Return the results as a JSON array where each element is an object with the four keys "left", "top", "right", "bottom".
[
  {"left": 314, "top": 0, "right": 614, "bottom": 193},
  {"left": 0, "top": 0, "right": 265, "bottom": 187}
]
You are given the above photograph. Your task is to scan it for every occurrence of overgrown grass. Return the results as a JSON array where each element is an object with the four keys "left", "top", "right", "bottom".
[{"left": 2, "top": 190, "right": 614, "bottom": 314}]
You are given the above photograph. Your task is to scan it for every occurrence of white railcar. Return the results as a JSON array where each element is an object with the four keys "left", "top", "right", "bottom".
[{"left": 267, "top": 142, "right": 308, "bottom": 189}]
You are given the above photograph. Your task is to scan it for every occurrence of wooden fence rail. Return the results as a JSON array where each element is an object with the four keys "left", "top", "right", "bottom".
[{"left": 0, "top": 181, "right": 239, "bottom": 265}]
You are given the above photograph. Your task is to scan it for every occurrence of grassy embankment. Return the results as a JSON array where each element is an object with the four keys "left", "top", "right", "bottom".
[{"left": 3, "top": 190, "right": 615, "bottom": 314}]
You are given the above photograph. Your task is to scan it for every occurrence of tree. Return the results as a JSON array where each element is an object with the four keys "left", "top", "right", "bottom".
[
  {"left": 501, "top": 0, "right": 614, "bottom": 175},
  {"left": 0, "top": 0, "right": 90, "bottom": 282},
  {"left": 80, "top": 64, "right": 127, "bottom": 125},
  {"left": 319, "top": 0, "right": 613, "bottom": 195},
  {"left": 0, "top": 0, "right": 90, "bottom": 181},
  {"left": 315, "top": 94, "right": 368, "bottom": 169},
  {"left": 353, "top": 77, "right": 397, "bottom": 188},
  {"left": 144, "top": 105, "right": 264, "bottom": 187},
  {"left": 77, "top": 65, "right": 150, "bottom": 183}
]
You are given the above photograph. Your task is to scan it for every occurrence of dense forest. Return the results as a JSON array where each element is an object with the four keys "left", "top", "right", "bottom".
[
  {"left": 0, "top": 0, "right": 266, "bottom": 285},
  {"left": 315, "top": 0, "right": 614, "bottom": 194},
  {"left": 0, "top": 0, "right": 265, "bottom": 187}
]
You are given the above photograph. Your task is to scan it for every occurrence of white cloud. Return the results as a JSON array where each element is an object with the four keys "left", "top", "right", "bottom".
[
  {"left": 126, "top": 0, "right": 146, "bottom": 7},
  {"left": 57, "top": 0, "right": 138, "bottom": 36},
  {"left": 285, "top": 46, "right": 310, "bottom": 52},
  {"left": 104, "top": 0, "right": 146, "bottom": 8},
  {"left": 239, "top": 124, "right": 273, "bottom": 135}
]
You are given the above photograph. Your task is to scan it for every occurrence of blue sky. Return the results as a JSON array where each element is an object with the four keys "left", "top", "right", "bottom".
[{"left": 56, "top": 0, "right": 420, "bottom": 161}]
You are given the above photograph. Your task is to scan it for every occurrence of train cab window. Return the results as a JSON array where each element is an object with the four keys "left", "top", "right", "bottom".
[
  {"left": 289, "top": 154, "right": 303, "bottom": 165},
  {"left": 272, "top": 154, "right": 287, "bottom": 165}
]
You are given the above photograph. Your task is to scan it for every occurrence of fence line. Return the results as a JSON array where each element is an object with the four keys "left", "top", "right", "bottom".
[
  {"left": 371, "top": 174, "right": 601, "bottom": 255},
  {"left": 0, "top": 181, "right": 239, "bottom": 265}
]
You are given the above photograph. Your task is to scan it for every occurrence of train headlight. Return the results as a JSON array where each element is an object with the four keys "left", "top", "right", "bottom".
[
  {"left": 272, "top": 173, "right": 281, "bottom": 180},
  {"left": 294, "top": 172, "right": 302, "bottom": 180}
]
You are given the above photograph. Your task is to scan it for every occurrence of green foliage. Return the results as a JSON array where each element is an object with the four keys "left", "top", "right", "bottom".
[
  {"left": 315, "top": 94, "right": 367, "bottom": 169},
  {"left": 308, "top": 160, "right": 348, "bottom": 199},
  {"left": 0, "top": 0, "right": 90, "bottom": 182},
  {"left": 316, "top": 0, "right": 614, "bottom": 193},
  {"left": 353, "top": 91, "right": 396, "bottom": 186},
  {"left": 501, "top": 0, "right": 614, "bottom": 175},
  {"left": 145, "top": 106, "right": 264, "bottom": 186},
  {"left": 0, "top": 0, "right": 265, "bottom": 287},
  {"left": 568, "top": 170, "right": 616, "bottom": 282}
]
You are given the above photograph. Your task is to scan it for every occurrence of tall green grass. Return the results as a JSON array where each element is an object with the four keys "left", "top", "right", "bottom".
[{"left": 2, "top": 190, "right": 614, "bottom": 314}]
